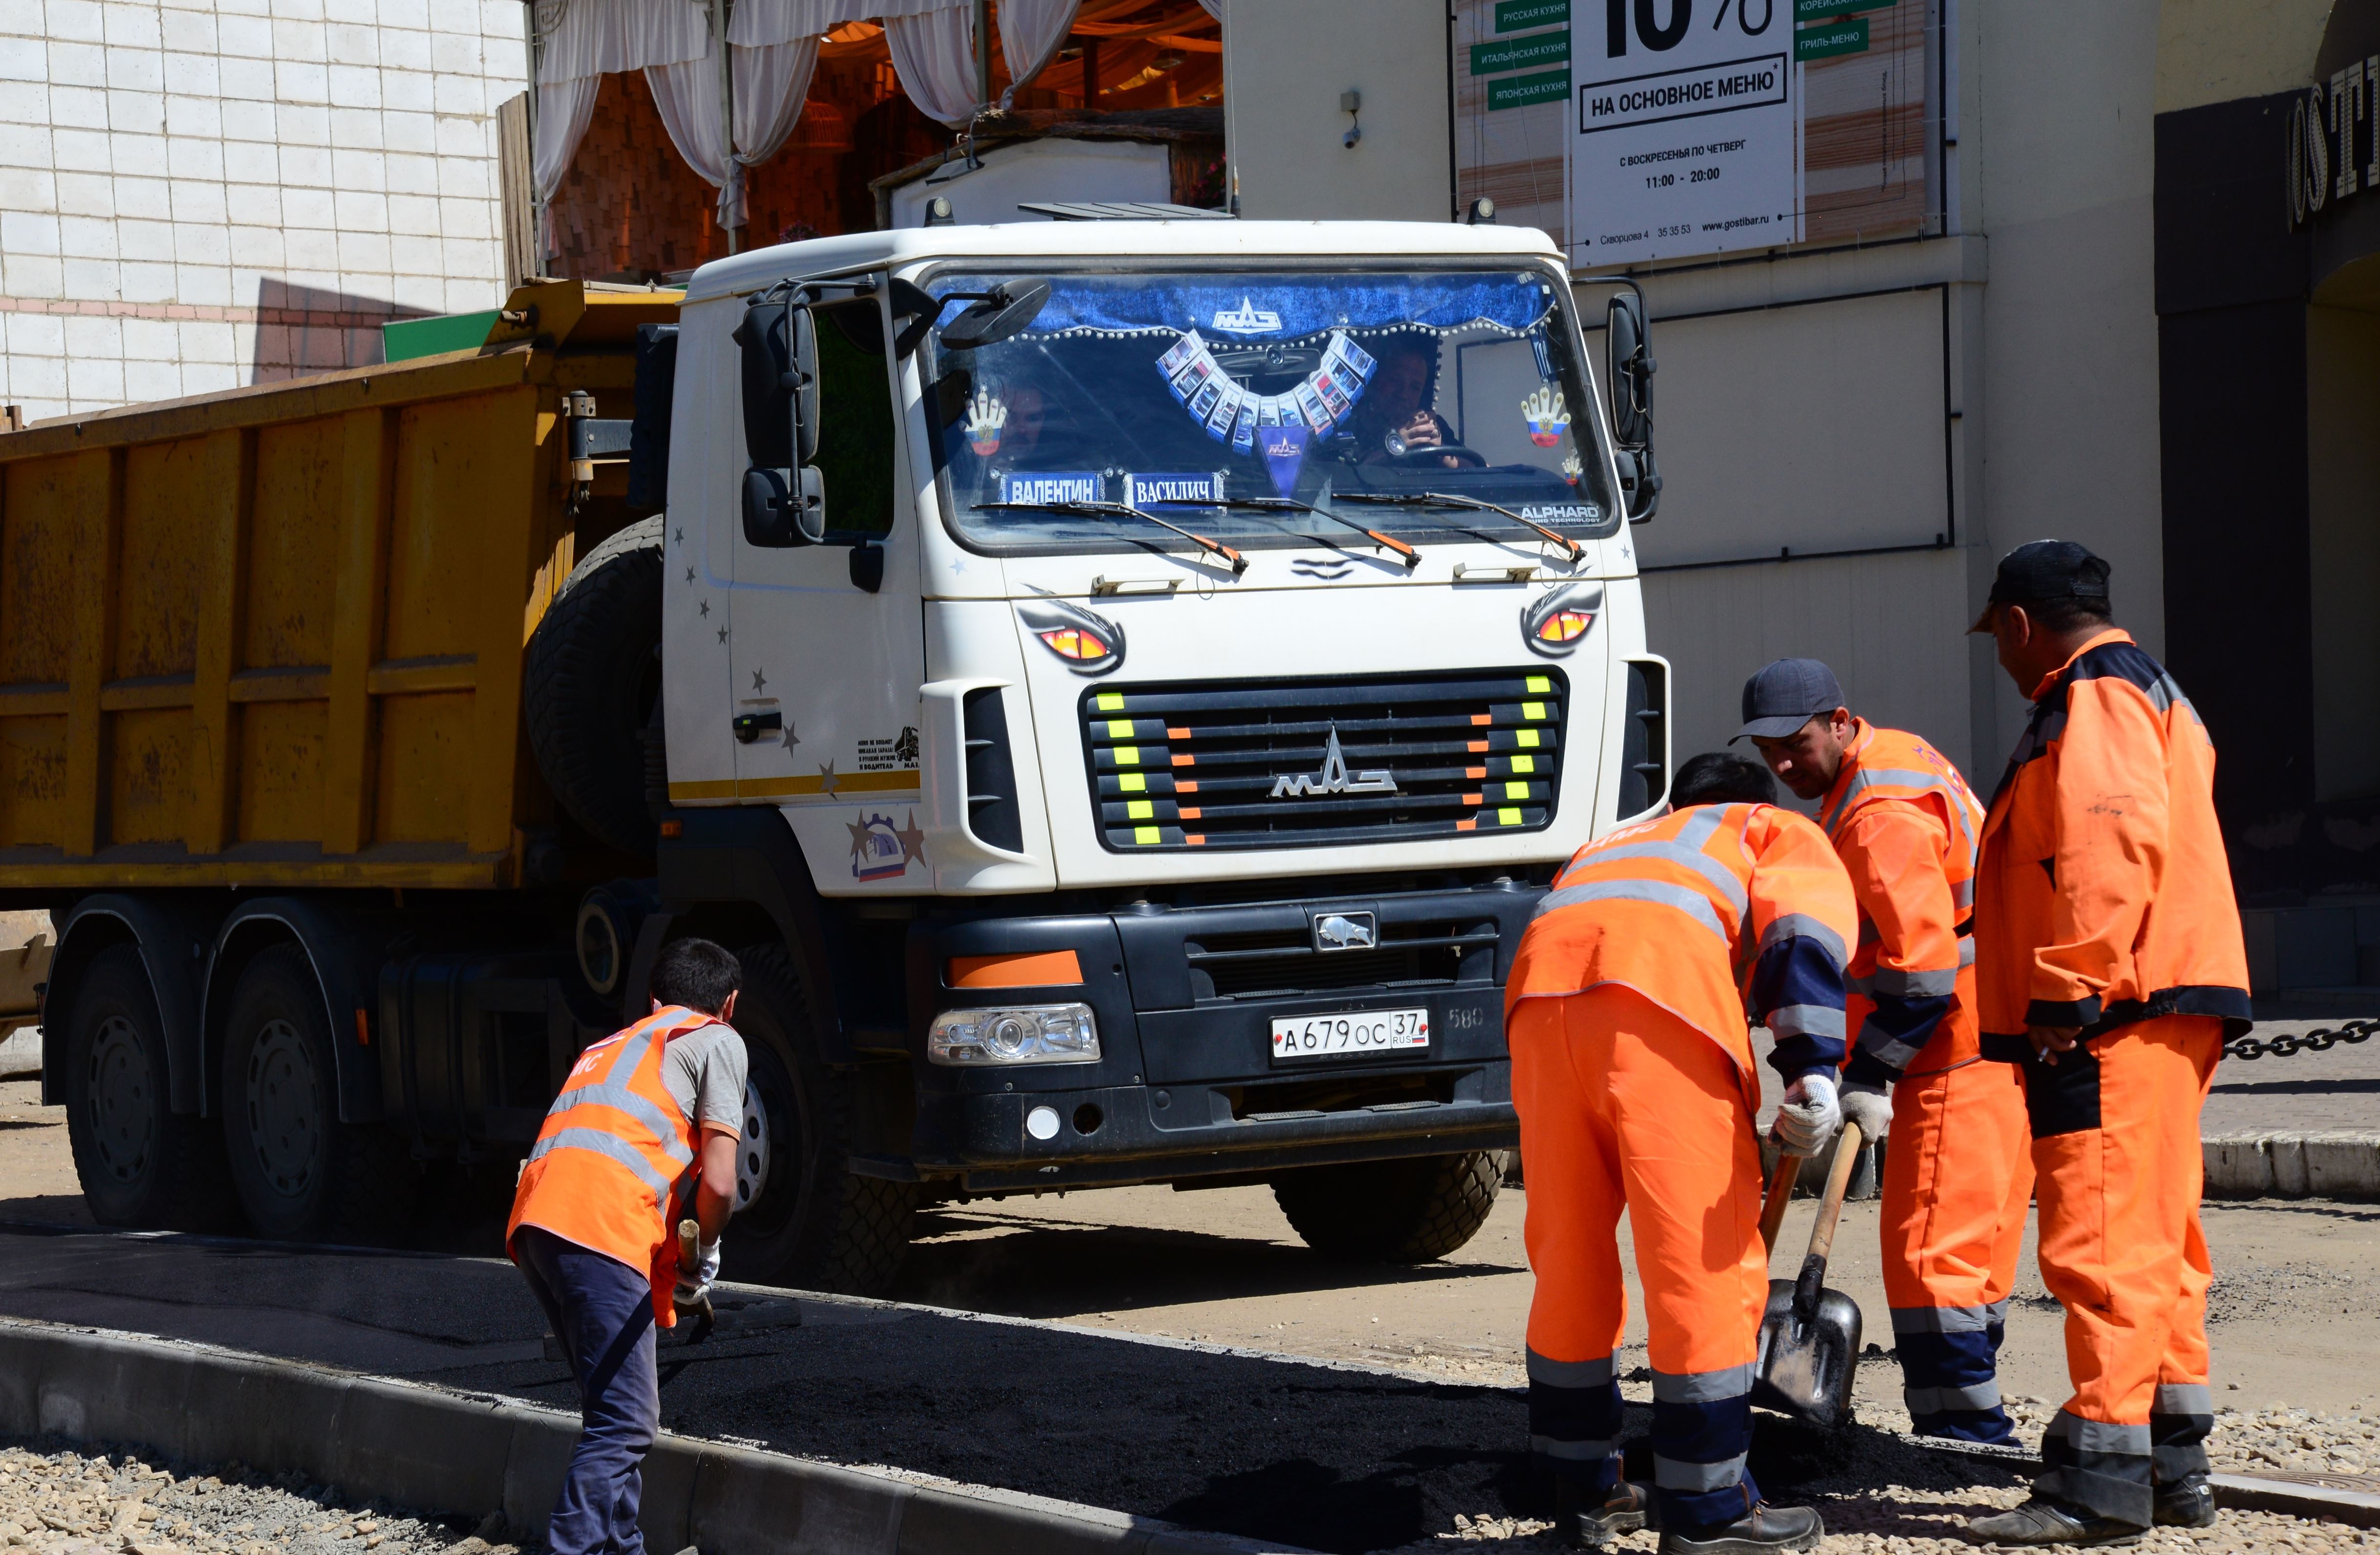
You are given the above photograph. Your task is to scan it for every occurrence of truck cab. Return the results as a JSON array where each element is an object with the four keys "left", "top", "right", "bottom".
[{"left": 633, "top": 219, "right": 1670, "bottom": 1286}]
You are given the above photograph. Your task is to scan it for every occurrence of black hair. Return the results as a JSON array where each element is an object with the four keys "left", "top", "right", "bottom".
[
  {"left": 2022, "top": 594, "right": 2114, "bottom": 633},
  {"left": 1670, "top": 752, "right": 1778, "bottom": 808},
  {"left": 650, "top": 937, "right": 743, "bottom": 1016}
]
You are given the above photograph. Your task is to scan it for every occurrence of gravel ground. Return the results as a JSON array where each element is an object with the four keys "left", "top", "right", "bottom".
[
  {"left": 1375, "top": 1404, "right": 2380, "bottom": 1553},
  {"left": 0, "top": 1443, "right": 513, "bottom": 1555}
]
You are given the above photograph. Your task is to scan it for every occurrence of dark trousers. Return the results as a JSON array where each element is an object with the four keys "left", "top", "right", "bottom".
[{"left": 516, "top": 1225, "right": 659, "bottom": 1555}]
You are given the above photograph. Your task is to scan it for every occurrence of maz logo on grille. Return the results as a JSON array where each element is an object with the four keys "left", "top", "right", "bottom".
[
  {"left": 1080, "top": 670, "right": 1566, "bottom": 853},
  {"left": 1269, "top": 727, "right": 1395, "bottom": 798}
]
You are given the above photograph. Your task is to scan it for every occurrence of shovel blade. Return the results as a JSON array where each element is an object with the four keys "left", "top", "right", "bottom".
[{"left": 1750, "top": 1277, "right": 1863, "bottom": 1428}]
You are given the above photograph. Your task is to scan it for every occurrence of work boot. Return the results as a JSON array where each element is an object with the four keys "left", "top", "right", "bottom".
[
  {"left": 1967, "top": 1496, "right": 2145, "bottom": 1546},
  {"left": 2153, "top": 1476, "right": 2217, "bottom": 1528},
  {"left": 1657, "top": 1503, "right": 1821, "bottom": 1555},
  {"left": 1557, "top": 1478, "right": 1650, "bottom": 1549}
]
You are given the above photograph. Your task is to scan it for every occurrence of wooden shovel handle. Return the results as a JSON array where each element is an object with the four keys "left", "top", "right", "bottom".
[
  {"left": 1758, "top": 1148, "right": 1802, "bottom": 1253},
  {"left": 1804, "top": 1121, "right": 1865, "bottom": 1265}
]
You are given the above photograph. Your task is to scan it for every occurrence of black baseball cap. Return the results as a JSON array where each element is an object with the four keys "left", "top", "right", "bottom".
[
  {"left": 1970, "top": 540, "right": 2111, "bottom": 631},
  {"left": 1734, "top": 658, "right": 1846, "bottom": 742}
]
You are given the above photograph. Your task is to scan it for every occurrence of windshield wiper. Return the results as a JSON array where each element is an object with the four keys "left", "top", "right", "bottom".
[
  {"left": 1333, "top": 490, "right": 1584, "bottom": 562},
  {"left": 977, "top": 500, "right": 1247, "bottom": 575},
  {"left": 1181, "top": 496, "right": 1420, "bottom": 569}
]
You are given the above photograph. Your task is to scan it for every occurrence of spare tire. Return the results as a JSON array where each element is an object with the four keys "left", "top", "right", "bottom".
[{"left": 527, "top": 516, "right": 665, "bottom": 858}]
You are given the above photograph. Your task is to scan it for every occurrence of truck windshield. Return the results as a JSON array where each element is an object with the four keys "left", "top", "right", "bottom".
[{"left": 921, "top": 267, "right": 1617, "bottom": 556}]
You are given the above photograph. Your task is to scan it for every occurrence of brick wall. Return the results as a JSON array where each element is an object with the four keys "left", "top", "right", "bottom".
[{"left": 0, "top": 0, "right": 529, "bottom": 423}]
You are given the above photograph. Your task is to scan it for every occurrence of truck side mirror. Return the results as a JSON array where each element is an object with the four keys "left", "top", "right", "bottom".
[
  {"left": 742, "top": 466, "right": 825, "bottom": 547},
  {"left": 1605, "top": 291, "right": 1661, "bottom": 522},
  {"left": 734, "top": 299, "right": 819, "bottom": 468}
]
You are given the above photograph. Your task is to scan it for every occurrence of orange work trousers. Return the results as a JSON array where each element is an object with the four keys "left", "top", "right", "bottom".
[
  {"left": 2022, "top": 1015, "right": 2220, "bottom": 1526},
  {"left": 1512, "top": 984, "right": 1767, "bottom": 1531},
  {"left": 1880, "top": 1052, "right": 2034, "bottom": 1441}
]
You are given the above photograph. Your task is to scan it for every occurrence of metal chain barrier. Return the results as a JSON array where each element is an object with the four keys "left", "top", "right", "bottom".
[{"left": 2226, "top": 1017, "right": 2380, "bottom": 1061}]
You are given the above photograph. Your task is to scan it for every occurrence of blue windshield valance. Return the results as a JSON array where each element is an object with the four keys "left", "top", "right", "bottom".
[{"left": 934, "top": 275, "right": 1556, "bottom": 341}]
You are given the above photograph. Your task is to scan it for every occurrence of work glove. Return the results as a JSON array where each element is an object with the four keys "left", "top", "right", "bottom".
[
  {"left": 1771, "top": 1071, "right": 1841, "bottom": 1156},
  {"left": 672, "top": 1237, "right": 720, "bottom": 1311},
  {"left": 1838, "top": 1080, "right": 1892, "bottom": 1143}
]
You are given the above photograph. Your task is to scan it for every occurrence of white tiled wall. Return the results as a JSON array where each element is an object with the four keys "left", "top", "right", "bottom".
[{"left": 0, "top": 0, "right": 529, "bottom": 423}]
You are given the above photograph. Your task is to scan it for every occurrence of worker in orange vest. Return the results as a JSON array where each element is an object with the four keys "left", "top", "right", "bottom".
[
  {"left": 1962, "top": 543, "right": 2249, "bottom": 1545},
  {"left": 1507, "top": 752, "right": 1855, "bottom": 1554},
  {"left": 507, "top": 938, "right": 751, "bottom": 1555},
  {"left": 1738, "top": 658, "right": 2034, "bottom": 1445}
]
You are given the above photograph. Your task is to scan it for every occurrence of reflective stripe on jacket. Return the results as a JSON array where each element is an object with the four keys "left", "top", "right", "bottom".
[
  {"left": 1508, "top": 801, "right": 1858, "bottom": 1081},
  {"left": 1974, "top": 629, "right": 2250, "bottom": 1054},
  {"left": 507, "top": 1005, "right": 715, "bottom": 1326},
  {"left": 1816, "top": 721, "right": 1985, "bottom": 1085}
]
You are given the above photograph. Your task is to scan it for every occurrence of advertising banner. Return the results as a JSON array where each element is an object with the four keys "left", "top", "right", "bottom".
[{"left": 1453, "top": 0, "right": 1931, "bottom": 270}]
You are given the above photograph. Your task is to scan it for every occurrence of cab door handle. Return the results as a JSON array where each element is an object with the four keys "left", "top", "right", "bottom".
[{"left": 733, "top": 711, "right": 782, "bottom": 744}]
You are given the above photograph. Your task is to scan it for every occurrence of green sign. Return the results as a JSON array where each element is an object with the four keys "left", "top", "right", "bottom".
[
  {"left": 1494, "top": 0, "right": 1569, "bottom": 31},
  {"left": 1489, "top": 67, "right": 1571, "bottom": 111},
  {"left": 1795, "top": 18, "right": 1869, "bottom": 59},
  {"left": 1795, "top": 0, "right": 1893, "bottom": 17},
  {"left": 1472, "top": 28, "right": 1569, "bottom": 77}
]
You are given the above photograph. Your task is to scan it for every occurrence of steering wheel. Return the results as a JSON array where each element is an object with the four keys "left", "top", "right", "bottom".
[{"left": 1382, "top": 441, "right": 1488, "bottom": 469}]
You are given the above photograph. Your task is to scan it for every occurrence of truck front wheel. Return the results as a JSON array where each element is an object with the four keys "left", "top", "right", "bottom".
[
  {"left": 1271, "top": 1150, "right": 1504, "bottom": 1263},
  {"left": 723, "top": 945, "right": 914, "bottom": 1295},
  {"left": 64, "top": 944, "right": 233, "bottom": 1230},
  {"left": 218, "top": 944, "right": 415, "bottom": 1243}
]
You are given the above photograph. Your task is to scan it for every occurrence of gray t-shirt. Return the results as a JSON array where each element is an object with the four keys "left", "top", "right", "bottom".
[{"left": 661, "top": 1021, "right": 749, "bottom": 1138}]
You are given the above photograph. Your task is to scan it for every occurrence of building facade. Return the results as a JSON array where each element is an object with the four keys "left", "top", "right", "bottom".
[
  {"left": 0, "top": 0, "right": 530, "bottom": 422},
  {"left": 1226, "top": 0, "right": 2372, "bottom": 987}
]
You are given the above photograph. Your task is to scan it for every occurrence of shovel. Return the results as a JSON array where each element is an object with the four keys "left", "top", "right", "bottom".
[
  {"left": 674, "top": 1218, "right": 716, "bottom": 1344},
  {"left": 1750, "top": 1120, "right": 1866, "bottom": 1428}
]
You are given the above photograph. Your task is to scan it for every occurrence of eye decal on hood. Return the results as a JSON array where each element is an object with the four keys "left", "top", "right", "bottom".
[
  {"left": 1521, "top": 582, "right": 1602, "bottom": 657},
  {"left": 1018, "top": 595, "right": 1126, "bottom": 676}
]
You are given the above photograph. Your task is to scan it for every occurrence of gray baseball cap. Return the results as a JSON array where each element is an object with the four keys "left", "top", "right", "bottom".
[{"left": 1734, "top": 658, "right": 1846, "bottom": 742}]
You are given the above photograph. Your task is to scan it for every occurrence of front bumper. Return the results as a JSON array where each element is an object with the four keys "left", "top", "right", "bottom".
[{"left": 888, "top": 877, "right": 1539, "bottom": 1191}]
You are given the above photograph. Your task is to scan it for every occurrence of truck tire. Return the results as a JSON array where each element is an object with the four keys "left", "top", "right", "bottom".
[
  {"left": 63, "top": 944, "right": 234, "bottom": 1230},
  {"left": 1272, "top": 1150, "right": 1503, "bottom": 1263},
  {"left": 219, "top": 944, "right": 416, "bottom": 1243},
  {"left": 526, "top": 515, "right": 665, "bottom": 859},
  {"left": 723, "top": 945, "right": 914, "bottom": 1295}
]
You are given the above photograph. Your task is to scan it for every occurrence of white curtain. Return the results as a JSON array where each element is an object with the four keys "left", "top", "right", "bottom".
[
  {"left": 997, "top": 0, "right": 1080, "bottom": 106},
  {"left": 1196, "top": 0, "right": 1222, "bottom": 17},
  {"left": 885, "top": 4, "right": 980, "bottom": 127},
  {"left": 533, "top": 0, "right": 711, "bottom": 214}
]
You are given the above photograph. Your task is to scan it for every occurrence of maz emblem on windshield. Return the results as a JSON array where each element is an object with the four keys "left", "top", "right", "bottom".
[{"left": 1271, "top": 727, "right": 1396, "bottom": 798}]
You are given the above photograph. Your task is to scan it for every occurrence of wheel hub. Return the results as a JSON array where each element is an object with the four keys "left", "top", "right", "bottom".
[
  {"left": 244, "top": 1019, "right": 320, "bottom": 1200},
  {"left": 85, "top": 1017, "right": 154, "bottom": 1184},
  {"left": 735, "top": 1078, "right": 770, "bottom": 1210}
]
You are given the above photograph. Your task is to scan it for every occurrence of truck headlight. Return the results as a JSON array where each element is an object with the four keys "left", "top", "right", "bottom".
[{"left": 927, "top": 1003, "right": 1100, "bottom": 1065}]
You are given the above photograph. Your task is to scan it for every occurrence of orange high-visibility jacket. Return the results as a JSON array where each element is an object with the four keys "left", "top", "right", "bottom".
[
  {"left": 507, "top": 1005, "right": 715, "bottom": 1325},
  {"left": 1508, "top": 802, "right": 1859, "bottom": 1081},
  {"left": 1974, "top": 629, "right": 2250, "bottom": 1054},
  {"left": 1816, "top": 721, "right": 1986, "bottom": 1085}
]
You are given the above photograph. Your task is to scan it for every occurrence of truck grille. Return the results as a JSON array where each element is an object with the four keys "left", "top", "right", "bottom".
[{"left": 1080, "top": 670, "right": 1566, "bottom": 851}]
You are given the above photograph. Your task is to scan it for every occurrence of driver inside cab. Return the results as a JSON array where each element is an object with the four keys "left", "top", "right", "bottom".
[{"left": 1344, "top": 341, "right": 1466, "bottom": 468}]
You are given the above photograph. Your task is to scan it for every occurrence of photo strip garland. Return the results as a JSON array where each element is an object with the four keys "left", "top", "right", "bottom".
[{"left": 1157, "top": 329, "right": 1379, "bottom": 453}]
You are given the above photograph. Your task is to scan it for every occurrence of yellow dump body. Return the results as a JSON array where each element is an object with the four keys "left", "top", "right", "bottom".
[{"left": 0, "top": 281, "right": 680, "bottom": 891}]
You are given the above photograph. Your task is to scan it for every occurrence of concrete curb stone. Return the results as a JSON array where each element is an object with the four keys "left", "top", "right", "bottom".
[
  {"left": 2202, "top": 1132, "right": 2380, "bottom": 1200},
  {"left": 0, "top": 1318, "right": 1310, "bottom": 1555}
]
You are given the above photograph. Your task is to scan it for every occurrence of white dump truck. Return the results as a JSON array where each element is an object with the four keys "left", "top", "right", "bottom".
[{"left": 6, "top": 215, "right": 1669, "bottom": 1294}]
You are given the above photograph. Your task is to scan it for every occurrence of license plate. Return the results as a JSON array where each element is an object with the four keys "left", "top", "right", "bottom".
[{"left": 1269, "top": 1007, "right": 1430, "bottom": 1060}]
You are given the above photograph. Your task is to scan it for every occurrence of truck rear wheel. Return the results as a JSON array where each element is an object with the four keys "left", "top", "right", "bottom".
[
  {"left": 1272, "top": 1150, "right": 1503, "bottom": 1263},
  {"left": 525, "top": 516, "right": 664, "bottom": 859},
  {"left": 64, "top": 944, "right": 233, "bottom": 1230},
  {"left": 723, "top": 945, "right": 914, "bottom": 1295},
  {"left": 219, "top": 944, "right": 415, "bottom": 1243}
]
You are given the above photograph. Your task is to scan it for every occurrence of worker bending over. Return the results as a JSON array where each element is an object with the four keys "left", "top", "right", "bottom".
[
  {"left": 1738, "top": 658, "right": 2033, "bottom": 1444},
  {"left": 507, "top": 939, "right": 751, "bottom": 1555},
  {"left": 1507, "top": 753, "right": 1855, "bottom": 1554},
  {"left": 1964, "top": 543, "right": 2249, "bottom": 1545}
]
